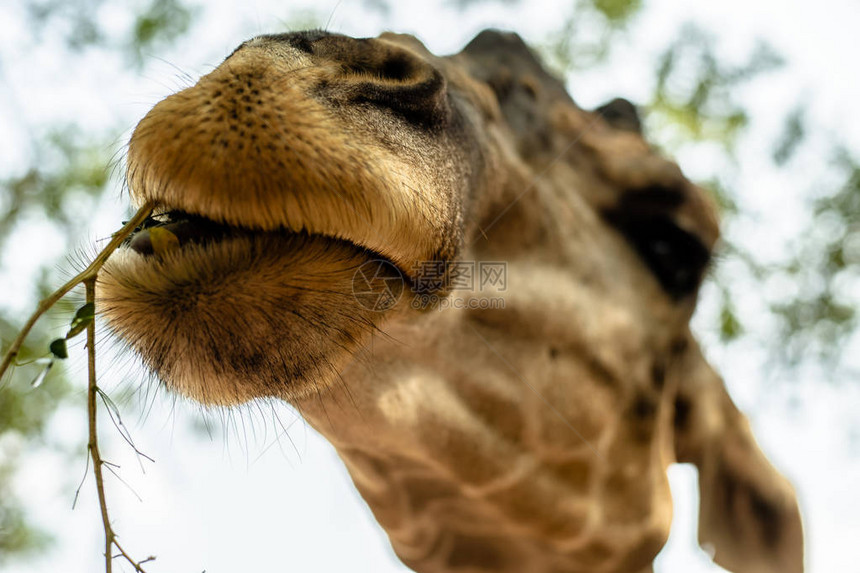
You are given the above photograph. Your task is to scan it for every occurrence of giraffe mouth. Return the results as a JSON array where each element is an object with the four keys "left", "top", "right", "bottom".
[
  {"left": 99, "top": 206, "right": 407, "bottom": 405},
  {"left": 121, "top": 208, "right": 408, "bottom": 279},
  {"left": 124, "top": 210, "right": 237, "bottom": 255}
]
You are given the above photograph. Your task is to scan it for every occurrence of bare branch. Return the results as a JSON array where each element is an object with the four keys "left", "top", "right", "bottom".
[{"left": 85, "top": 259, "right": 155, "bottom": 572}]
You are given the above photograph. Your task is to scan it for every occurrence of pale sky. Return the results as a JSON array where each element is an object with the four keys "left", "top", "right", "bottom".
[{"left": 2, "top": 1, "right": 859, "bottom": 572}]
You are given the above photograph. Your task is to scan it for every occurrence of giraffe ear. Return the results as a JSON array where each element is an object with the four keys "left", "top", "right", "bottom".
[
  {"left": 694, "top": 414, "right": 804, "bottom": 573},
  {"left": 672, "top": 341, "right": 804, "bottom": 573}
]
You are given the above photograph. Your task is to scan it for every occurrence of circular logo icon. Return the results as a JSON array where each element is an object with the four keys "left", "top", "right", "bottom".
[{"left": 352, "top": 259, "right": 404, "bottom": 311}]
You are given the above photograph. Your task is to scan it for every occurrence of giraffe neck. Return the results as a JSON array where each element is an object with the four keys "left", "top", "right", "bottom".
[{"left": 297, "top": 243, "right": 680, "bottom": 573}]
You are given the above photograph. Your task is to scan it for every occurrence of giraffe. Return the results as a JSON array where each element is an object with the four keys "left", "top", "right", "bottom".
[{"left": 97, "top": 29, "right": 804, "bottom": 572}]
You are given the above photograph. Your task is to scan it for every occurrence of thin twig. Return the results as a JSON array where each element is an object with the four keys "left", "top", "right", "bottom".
[
  {"left": 86, "top": 278, "right": 153, "bottom": 572},
  {"left": 98, "top": 387, "right": 156, "bottom": 466},
  {"left": 0, "top": 202, "right": 155, "bottom": 380},
  {"left": 85, "top": 278, "right": 115, "bottom": 572}
]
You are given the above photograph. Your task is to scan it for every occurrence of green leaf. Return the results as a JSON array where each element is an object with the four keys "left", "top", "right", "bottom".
[
  {"left": 719, "top": 299, "right": 743, "bottom": 342},
  {"left": 588, "top": 0, "right": 643, "bottom": 25},
  {"left": 131, "top": 0, "right": 196, "bottom": 66},
  {"left": 48, "top": 339, "right": 67, "bottom": 360},
  {"left": 66, "top": 302, "right": 95, "bottom": 339},
  {"left": 149, "top": 226, "right": 180, "bottom": 256},
  {"left": 772, "top": 107, "right": 807, "bottom": 166}
]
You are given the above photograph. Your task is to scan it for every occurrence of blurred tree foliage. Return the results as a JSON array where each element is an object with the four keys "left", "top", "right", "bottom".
[
  {"left": 0, "top": 0, "right": 195, "bottom": 562},
  {"left": 26, "top": 0, "right": 195, "bottom": 66},
  {"left": 1, "top": 0, "right": 858, "bottom": 564},
  {"left": 771, "top": 151, "right": 859, "bottom": 365},
  {"left": 0, "top": 129, "right": 113, "bottom": 559},
  {"left": 639, "top": 23, "right": 858, "bottom": 364},
  {"left": 521, "top": 0, "right": 860, "bottom": 367},
  {"left": 540, "top": 0, "right": 642, "bottom": 72},
  {"left": 649, "top": 24, "right": 784, "bottom": 151}
]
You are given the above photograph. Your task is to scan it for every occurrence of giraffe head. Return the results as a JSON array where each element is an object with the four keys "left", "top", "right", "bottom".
[{"left": 98, "top": 29, "right": 803, "bottom": 573}]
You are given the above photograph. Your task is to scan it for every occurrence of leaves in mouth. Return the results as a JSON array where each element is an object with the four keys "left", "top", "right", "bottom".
[{"left": 149, "top": 226, "right": 181, "bottom": 255}]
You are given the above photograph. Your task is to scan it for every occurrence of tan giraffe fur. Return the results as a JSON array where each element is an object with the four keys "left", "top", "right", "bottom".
[{"left": 97, "top": 30, "right": 804, "bottom": 573}]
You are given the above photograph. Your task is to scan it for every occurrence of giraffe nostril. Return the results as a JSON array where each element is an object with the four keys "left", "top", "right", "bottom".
[
  {"left": 324, "top": 40, "right": 451, "bottom": 127},
  {"left": 350, "top": 60, "right": 450, "bottom": 127},
  {"left": 259, "top": 32, "right": 452, "bottom": 127},
  {"left": 375, "top": 54, "right": 414, "bottom": 82}
]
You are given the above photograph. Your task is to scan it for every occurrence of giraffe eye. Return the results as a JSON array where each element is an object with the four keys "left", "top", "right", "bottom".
[{"left": 609, "top": 214, "right": 711, "bottom": 298}]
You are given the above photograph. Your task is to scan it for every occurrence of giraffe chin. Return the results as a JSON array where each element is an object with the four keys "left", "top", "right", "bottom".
[{"left": 97, "top": 228, "right": 404, "bottom": 406}]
